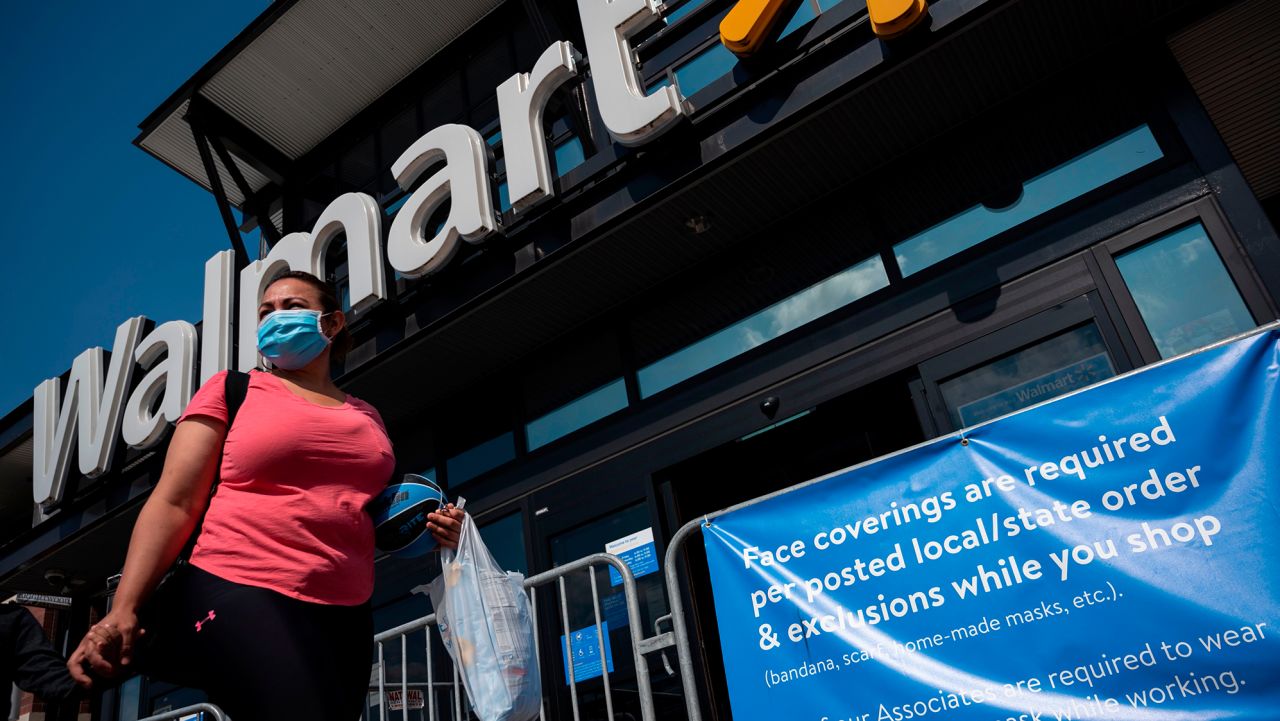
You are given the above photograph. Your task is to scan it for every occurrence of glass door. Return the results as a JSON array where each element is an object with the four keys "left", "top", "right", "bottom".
[
  {"left": 654, "top": 372, "right": 927, "bottom": 720},
  {"left": 913, "top": 294, "right": 1135, "bottom": 435},
  {"left": 534, "top": 486, "right": 676, "bottom": 721},
  {"left": 1089, "top": 197, "right": 1276, "bottom": 363}
]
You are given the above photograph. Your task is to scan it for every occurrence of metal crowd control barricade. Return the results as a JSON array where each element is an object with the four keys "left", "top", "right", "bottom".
[
  {"left": 653, "top": 479, "right": 918, "bottom": 721},
  {"left": 369, "top": 552, "right": 660, "bottom": 721},
  {"left": 135, "top": 550, "right": 693, "bottom": 721},
  {"left": 645, "top": 497, "right": 850, "bottom": 721},
  {"left": 657, "top": 518, "right": 716, "bottom": 721},
  {"left": 137, "top": 703, "right": 230, "bottom": 721}
]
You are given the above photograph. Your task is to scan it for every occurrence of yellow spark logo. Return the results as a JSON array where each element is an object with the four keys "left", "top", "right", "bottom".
[{"left": 720, "top": 0, "right": 929, "bottom": 57}]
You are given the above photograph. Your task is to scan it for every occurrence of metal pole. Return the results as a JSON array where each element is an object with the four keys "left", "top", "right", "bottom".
[
  {"left": 190, "top": 128, "right": 250, "bottom": 269},
  {"left": 425, "top": 626, "right": 436, "bottom": 721},
  {"left": 453, "top": 664, "right": 462, "bottom": 721},
  {"left": 401, "top": 634, "right": 410, "bottom": 721},
  {"left": 378, "top": 640, "right": 388, "bottom": 721},
  {"left": 526, "top": 553, "right": 655, "bottom": 721},
  {"left": 136, "top": 704, "right": 232, "bottom": 721},
  {"left": 530, "top": 586, "right": 547, "bottom": 721},
  {"left": 589, "top": 565, "right": 615, "bottom": 721},
  {"left": 558, "top": 575, "right": 581, "bottom": 721},
  {"left": 664, "top": 519, "right": 707, "bottom": 721}
]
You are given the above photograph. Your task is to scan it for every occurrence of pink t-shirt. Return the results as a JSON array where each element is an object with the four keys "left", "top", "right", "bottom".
[{"left": 178, "top": 370, "right": 395, "bottom": 605}]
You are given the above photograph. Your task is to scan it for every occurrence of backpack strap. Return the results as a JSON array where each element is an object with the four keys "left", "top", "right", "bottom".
[
  {"left": 224, "top": 370, "right": 250, "bottom": 428},
  {"left": 178, "top": 370, "right": 251, "bottom": 562}
]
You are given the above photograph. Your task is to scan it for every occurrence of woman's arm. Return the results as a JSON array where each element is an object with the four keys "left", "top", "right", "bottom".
[
  {"left": 67, "top": 416, "right": 225, "bottom": 687},
  {"left": 112, "top": 417, "right": 225, "bottom": 612}
]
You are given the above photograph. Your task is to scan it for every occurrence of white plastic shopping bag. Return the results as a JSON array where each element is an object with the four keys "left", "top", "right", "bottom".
[{"left": 428, "top": 501, "right": 542, "bottom": 721}]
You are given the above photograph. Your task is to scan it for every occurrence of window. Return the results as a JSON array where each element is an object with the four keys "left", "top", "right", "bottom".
[
  {"left": 938, "top": 324, "right": 1116, "bottom": 428},
  {"left": 384, "top": 194, "right": 410, "bottom": 217},
  {"left": 780, "top": 0, "right": 820, "bottom": 37},
  {"left": 490, "top": 127, "right": 586, "bottom": 212},
  {"left": 522, "top": 327, "right": 627, "bottom": 449},
  {"left": 447, "top": 431, "right": 517, "bottom": 486},
  {"left": 545, "top": 503, "right": 665, "bottom": 720},
  {"left": 554, "top": 136, "right": 587, "bottom": 176},
  {"left": 549, "top": 503, "right": 665, "bottom": 633},
  {"left": 637, "top": 254, "right": 889, "bottom": 396},
  {"left": 1092, "top": 198, "right": 1272, "bottom": 364},
  {"left": 914, "top": 294, "right": 1132, "bottom": 434},
  {"left": 480, "top": 511, "right": 528, "bottom": 576},
  {"left": 664, "top": 0, "right": 712, "bottom": 24},
  {"left": 894, "top": 126, "right": 1163, "bottom": 276},
  {"left": 672, "top": 42, "right": 736, "bottom": 97},
  {"left": 526, "top": 378, "right": 629, "bottom": 450},
  {"left": 651, "top": 0, "right": 823, "bottom": 96},
  {"left": 1114, "top": 223, "right": 1256, "bottom": 358},
  {"left": 497, "top": 181, "right": 512, "bottom": 212}
]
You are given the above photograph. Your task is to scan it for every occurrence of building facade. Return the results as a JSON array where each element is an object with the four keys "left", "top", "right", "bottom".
[{"left": 2, "top": 0, "right": 1278, "bottom": 718}]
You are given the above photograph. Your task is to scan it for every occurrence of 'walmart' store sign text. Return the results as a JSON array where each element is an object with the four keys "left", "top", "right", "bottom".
[{"left": 31, "top": 0, "right": 929, "bottom": 509}]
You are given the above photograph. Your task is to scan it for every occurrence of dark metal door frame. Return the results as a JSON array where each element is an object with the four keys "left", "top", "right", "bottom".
[{"left": 1088, "top": 196, "right": 1280, "bottom": 364}]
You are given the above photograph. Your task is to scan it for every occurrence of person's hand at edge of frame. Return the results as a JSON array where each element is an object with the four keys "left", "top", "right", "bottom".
[
  {"left": 427, "top": 503, "right": 464, "bottom": 550},
  {"left": 66, "top": 608, "right": 146, "bottom": 689}
]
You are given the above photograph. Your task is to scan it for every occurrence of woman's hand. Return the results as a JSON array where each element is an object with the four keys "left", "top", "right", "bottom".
[
  {"left": 66, "top": 609, "right": 145, "bottom": 688},
  {"left": 427, "top": 504, "right": 465, "bottom": 550}
]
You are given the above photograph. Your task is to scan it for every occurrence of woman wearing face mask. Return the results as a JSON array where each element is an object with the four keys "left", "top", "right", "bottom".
[{"left": 66, "top": 270, "right": 464, "bottom": 720}]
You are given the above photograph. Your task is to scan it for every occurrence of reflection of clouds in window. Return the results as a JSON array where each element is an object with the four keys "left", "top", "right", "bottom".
[
  {"left": 1116, "top": 223, "right": 1255, "bottom": 358},
  {"left": 1129, "top": 289, "right": 1170, "bottom": 321},
  {"left": 638, "top": 256, "right": 889, "bottom": 396},
  {"left": 1176, "top": 234, "right": 1208, "bottom": 265},
  {"left": 744, "top": 259, "right": 890, "bottom": 347}
]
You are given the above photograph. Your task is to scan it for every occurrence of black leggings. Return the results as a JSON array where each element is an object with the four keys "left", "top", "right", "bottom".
[{"left": 141, "top": 565, "right": 373, "bottom": 721}]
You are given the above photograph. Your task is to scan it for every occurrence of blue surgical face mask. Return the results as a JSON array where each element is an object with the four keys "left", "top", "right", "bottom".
[{"left": 257, "top": 309, "right": 332, "bottom": 369}]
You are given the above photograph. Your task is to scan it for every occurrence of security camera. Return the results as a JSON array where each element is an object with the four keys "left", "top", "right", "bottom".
[{"left": 759, "top": 396, "right": 780, "bottom": 419}]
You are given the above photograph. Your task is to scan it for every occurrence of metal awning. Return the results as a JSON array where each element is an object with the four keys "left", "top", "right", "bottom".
[{"left": 134, "top": 0, "right": 505, "bottom": 207}]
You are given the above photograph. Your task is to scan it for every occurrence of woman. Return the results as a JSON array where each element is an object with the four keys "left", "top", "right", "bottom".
[{"left": 67, "top": 270, "right": 464, "bottom": 720}]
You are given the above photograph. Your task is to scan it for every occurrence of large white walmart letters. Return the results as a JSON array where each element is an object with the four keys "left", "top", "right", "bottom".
[
  {"left": 31, "top": 0, "right": 690, "bottom": 508},
  {"left": 121, "top": 321, "right": 198, "bottom": 449},
  {"left": 387, "top": 125, "right": 496, "bottom": 278},
  {"left": 578, "top": 0, "right": 684, "bottom": 146},
  {"left": 33, "top": 318, "right": 146, "bottom": 508},
  {"left": 498, "top": 42, "right": 581, "bottom": 211},
  {"left": 237, "top": 192, "right": 386, "bottom": 372}
]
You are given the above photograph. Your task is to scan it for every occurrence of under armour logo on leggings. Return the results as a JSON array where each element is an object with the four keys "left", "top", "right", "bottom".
[{"left": 195, "top": 610, "right": 217, "bottom": 632}]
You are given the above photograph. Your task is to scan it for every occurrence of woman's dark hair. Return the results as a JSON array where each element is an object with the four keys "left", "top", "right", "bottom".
[{"left": 264, "top": 270, "right": 352, "bottom": 364}]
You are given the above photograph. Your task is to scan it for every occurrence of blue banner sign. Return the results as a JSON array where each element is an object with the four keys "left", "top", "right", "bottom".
[{"left": 703, "top": 329, "right": 1279, "bottom": 721}]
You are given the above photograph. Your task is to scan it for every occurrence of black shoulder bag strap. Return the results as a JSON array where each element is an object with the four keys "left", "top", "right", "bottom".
[{"left": 175, "top": 369, "right": 251, "bottom": 563}]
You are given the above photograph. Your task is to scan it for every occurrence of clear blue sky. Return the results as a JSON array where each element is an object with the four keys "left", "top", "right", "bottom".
[{"left": 0, "top": 0, "right": 267, "bottom": 414}]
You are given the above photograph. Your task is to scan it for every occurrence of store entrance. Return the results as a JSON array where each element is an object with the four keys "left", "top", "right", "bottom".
[
  {"left": 654, "top": 371, "right": 925, "bottom": 720},
  {"left": 659, "top": 370, "right": 926, "bottom": 526}
]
